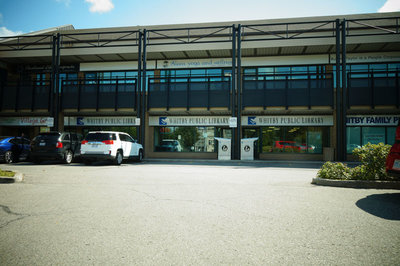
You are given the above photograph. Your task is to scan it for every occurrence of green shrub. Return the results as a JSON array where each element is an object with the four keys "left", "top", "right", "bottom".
[
  {"left": 351, "top": 143, "right": 391, "bottom": 180},
  {"left": 0, "top": 169, "right": 15, "bottom": 177},
  {"left": 317, "top": 162, "right": 351, "bottom": 180},
  {"left": 317, "top": 142, "right": 392, "bottom": 181}
]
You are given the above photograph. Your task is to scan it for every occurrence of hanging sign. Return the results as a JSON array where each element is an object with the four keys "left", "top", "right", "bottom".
[
  {"left": 0, "top": 117, "right": 54, "bottom": 127},
  {"left": 64, "top": 116, "right": 140, "bottom": 126},
  {"left": 149, "top": 116, "right": 231, "bottom": 126},
  {"left": 242, "top": 116, "right": 334, "bottom": 126},
  {"left": 229, "top": 117, "right": 237, "bottom": 128}
]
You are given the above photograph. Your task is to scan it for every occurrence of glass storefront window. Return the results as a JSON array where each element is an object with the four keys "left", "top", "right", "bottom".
[
  {"left": 243, "top": 128, "right": 259, "bottom": 139},
  {"left": 215, "top": 128, "right": 232, "bottom": 139},
  {"left": 154, "top": 127, "right": 215, "bottom": 152},
  {"left": 258, "top": 67, "right": 274, "bottom": 74},
  {"left": 388, "top": 63, "right": 400, "bottom": 71},
  {"left": 191, "top": 69, "right": 206, "bottom": 77},
  {"left": 387, "top": 127, "right": 396, "bottom": 145},
  {"left": 307, "top": 127, "right": 327, "bottom": 154},
  {"left": 176, "top": 69, "right": 190, "bottom": 77},
  {"left": 362, "top": 127, "right": 385, "bottom": 145},
  {"left": 346, "top": 126, "right": 396, "bottom": 154},
  {"left": 244, "top": 68, "right": 256, "bottom": 75},
  {"left": 346, "top": 127, "right": 361, "bottom": 154},
  {"left": 111, "top": 72, "right": 125, "bottom": 79},
  {"left": 126, "top": 71, "right": 136, "bottom": 78},
  {"left": 259, "top": 126, "right": 328, "bottom": 154},
  {"left": 291, "top": 66, "right": 308, "bottom": 74},
  {"left": 207, "top": 69, "right": 222, "bottom": 76}
]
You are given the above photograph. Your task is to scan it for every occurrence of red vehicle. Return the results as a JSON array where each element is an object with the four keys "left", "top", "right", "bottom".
[
  {"left": 274, "top": 141, "right": 301, "bottom": 152},
  {"left": 385, "top": 122, "right": 400, "bottom": 178}
]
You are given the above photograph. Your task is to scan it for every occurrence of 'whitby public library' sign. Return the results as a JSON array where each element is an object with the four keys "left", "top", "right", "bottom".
[
  {"left": 242, "top": 116, "right": 334, "bottom": 126},
  {"left": 149, "top": 116, "right": 232, "bottom": 127},
  {"left": 149, "top": 116, "right": 334, "bottom": 127},
  {"left": 64, "top": 117, "right": 140, "bottom": 126}
]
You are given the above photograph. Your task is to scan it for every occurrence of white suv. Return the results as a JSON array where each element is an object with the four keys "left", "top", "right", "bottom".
[{"left": 80, "top": 131, "right": 143, "bottom": 165}]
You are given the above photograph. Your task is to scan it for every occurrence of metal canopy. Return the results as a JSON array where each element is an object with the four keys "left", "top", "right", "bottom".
[{"left": 0, "top": 13, "right": 399, "bottom": 64}]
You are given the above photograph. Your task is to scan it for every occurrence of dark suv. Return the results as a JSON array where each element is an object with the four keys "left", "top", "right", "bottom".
[{"left": 30, "top": 132, "right": 83, "bottom": 164}]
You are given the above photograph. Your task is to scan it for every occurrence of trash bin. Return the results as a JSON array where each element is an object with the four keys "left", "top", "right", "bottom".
[
  {"left": 215, "top": 137, "right": 231, "bottom": 160},
  {"left": 241, "top": 138, "right": 258, "bottom": 160}
]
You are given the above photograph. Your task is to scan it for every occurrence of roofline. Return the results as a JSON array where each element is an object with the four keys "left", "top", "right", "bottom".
[
  {"left": 67, "top": 11, "right": 400, "bottom": 34},
  {"left": 1, "top": 11, "right": 399, "bottom": 37}
]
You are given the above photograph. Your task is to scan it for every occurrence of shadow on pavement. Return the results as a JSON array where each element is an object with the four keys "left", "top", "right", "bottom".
[
  {"left": 356, "top": 193, "right": 400, "bottom": 220},
  {"left": 0, "top": 178, "right": 15, "bottom": 184},
  {"left": 143, "top": 160, "right": 329, "bottom": 169}
]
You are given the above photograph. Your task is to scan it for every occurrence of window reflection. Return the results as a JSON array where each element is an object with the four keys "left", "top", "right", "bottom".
[
  {"left": 258, "top": 126, "right": 329, "bottom": 154},
  {"left": 154, "top": 127, "right": 215, "bottom": 152}
]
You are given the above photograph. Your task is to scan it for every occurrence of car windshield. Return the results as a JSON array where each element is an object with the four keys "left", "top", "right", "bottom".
[
  {"left": 35, "top": 133, "right": 60, "bottom": 141},
  {"left": 85, "top": 133, "right": 116, "bottom": 141},
  {"left": 161, "top": 140, "right": 175, "bottom": 145}
]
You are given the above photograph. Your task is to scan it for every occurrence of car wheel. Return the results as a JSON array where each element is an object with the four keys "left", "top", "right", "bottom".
[
  {"left": 64, "top": 150, "right": 73, "bottom": 164},
  {"left": 114, "top": 151, "right": 123, "bottom": 165},
  {"left": 4, "top": 151, "right": 14, "bottom": 164},
  {"left": 137, "top": 149, "right": 143, "bottom": 162}
]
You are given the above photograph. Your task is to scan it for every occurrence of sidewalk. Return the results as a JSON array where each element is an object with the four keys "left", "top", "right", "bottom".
[{"left": 143, "top": 158, "right": 361, "bottom": 169}]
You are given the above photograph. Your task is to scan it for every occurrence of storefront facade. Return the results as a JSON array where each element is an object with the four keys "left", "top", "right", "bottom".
[
  {"left": 0, "top": 117, "right": 54, "bottom": 139},
  {"left": 346, "top": 115, "right": 399, "bottom": 157},
  {"left": 0, "top": 12, "right": 399, "bottom": 161},
  {"left": 241, "top": 115, "right": 333, "bottom": 160},
  {"left": 147, "top": 116, "right": 233, "bottom": 159}
]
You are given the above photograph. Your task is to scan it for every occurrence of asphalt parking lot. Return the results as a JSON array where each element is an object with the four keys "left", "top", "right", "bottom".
[{"left": 0, "top": 160, "right": 399, "bottom": 265}]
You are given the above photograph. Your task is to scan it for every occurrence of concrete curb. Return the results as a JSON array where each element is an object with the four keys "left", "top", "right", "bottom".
[
  {"left": 312, "top": 177, "right": 400, "bottom": 189},
  {"left": 0, "top": 171, "right": 24, "bottom": 183}
]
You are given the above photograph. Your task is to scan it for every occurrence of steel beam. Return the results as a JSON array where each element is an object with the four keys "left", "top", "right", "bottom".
[
  {"left": 231, "top": 25, "right": 236, "bottom": 160},
  {"left": 236, "top": 24, "right": 242, "bottom": 160},
  {"left": 51, "top": 34, "right": 61, "bottom": 131},
  {"left": 50, "top": 35, "right": 56, "bottom": 114},
  {"left": 335, "top": 19, "right": 342, "bottom": 161},
  {"left": 137, "top": 31, "right": 142, "bottom": 142},
  {"left": 140, "top": 29, "right": 147, "bottom": 149},
  {"left": 341, "top": 20, "right": 347, "bottom": 161}
]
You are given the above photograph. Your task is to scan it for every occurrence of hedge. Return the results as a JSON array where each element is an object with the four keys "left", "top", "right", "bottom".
[{"left": 317, "top": 143, "right": 393, "bottom": 181}]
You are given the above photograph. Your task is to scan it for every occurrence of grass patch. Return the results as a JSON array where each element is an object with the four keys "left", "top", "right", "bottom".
[{"left": 0, "top": 169, "right": 15, "bottom": 177}]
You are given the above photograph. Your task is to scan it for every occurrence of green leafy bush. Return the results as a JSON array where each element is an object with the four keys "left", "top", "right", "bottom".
[
  {"left": 317, "top": 142, "right": 392, "bottom": 180},
  {"left": 317, "top": 162, "right": 351, "bottom": 180},
  {"left": 0, "top": 169, "right": 15, "bottom": 177},
  {"left": 351, "top": 143, "right": 391, "bottom": 180}
]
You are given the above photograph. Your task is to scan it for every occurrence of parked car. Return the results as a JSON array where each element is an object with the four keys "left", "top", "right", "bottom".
[
  {"left": 0, "top": 136, "right": 31, "bottom": 163},
  {"left": 30, "top": 132, "right": 83, "bottom": 164},
  {"left": 80, "top": 131, "right": 143, "bottom": 165},
  {"left": 386, "top": 123, "right": 400, "bottom": 178},
  {"left": 156, "top": 139, "right": 183, "bottom": 152}
]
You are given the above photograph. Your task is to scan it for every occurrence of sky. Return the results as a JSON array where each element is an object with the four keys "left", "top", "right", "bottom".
[{"left": 0, "top": 0, "right": 399, "bottom": 36}]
